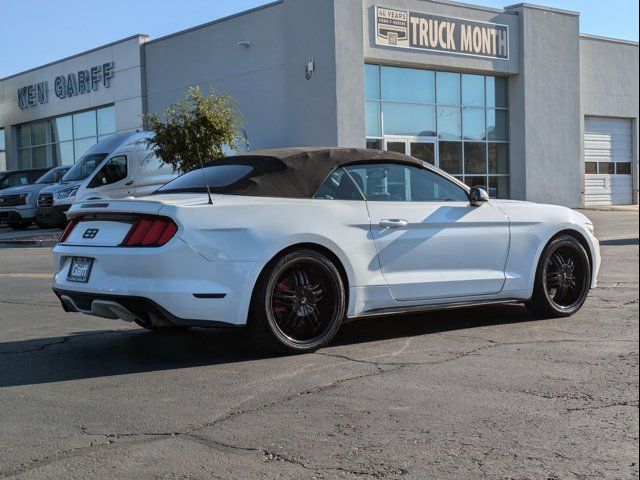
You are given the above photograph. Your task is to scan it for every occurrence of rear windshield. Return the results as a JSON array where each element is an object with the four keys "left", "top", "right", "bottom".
[
  {"left": 155, "top": 157, "right": 286, "bottom": 195},
  {"left": 36, "top": 167, "right": 70, "bottom": 184},
  {"left": 61, "top": 154, "right": 108, "bottom": 182}
]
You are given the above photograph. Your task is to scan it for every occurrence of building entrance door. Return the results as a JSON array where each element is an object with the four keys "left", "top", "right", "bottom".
[{"left": 383, "top": 136, "right": 437, "bottom": 166}]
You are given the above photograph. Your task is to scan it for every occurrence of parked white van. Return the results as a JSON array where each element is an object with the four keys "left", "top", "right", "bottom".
[{"left": 36, "top": 132, "right": 177, "bottom": 228}]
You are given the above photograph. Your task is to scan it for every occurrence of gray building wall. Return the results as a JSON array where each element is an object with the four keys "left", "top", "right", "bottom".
[
  {"left": 0, "top": 35, "right": 148, "bottom": 170},
  {"left": 144, "top": 0, "right": 340, "bottom": 150},
  {"left": 579, "top": 35, "right": 639, "bottom": 204},
  {"left": 506, "top": 4, "right": 582, "bottom": 207}
]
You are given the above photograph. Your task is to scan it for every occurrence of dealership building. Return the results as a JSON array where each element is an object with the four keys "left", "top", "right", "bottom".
[{"left": 0, "top": 0, "right": 638, "bottom": 207}]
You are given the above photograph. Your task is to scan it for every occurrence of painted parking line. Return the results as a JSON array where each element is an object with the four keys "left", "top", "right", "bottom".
[{"left": 0, "top": 273, "right": 53, "bottom": 279}]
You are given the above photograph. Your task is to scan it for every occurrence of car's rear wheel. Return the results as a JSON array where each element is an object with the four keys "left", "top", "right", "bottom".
[
  {"left": 249, "top": 249, "right": 346, "bottom": 354},
  {"left": 527, "top": 235, "right": 591, "bottom": 317}
]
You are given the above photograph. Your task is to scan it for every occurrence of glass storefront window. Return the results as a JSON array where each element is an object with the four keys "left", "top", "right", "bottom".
[
  {"left": 488, "top": 176, "right": 509, "bottom": 199},
  {"left": 74, "top": 138, "right": 98, "bottom": 161},
  {"left": 18, "top": 149, "right": 31, "bottom": 167},
  {"left": 381, "top": 66, "right": 435, "bottom": 103},
  {"left": 437, "top": 107, "right": 461, "bottom": 140},
  {"left": 97, "top": 106, "right": 116, "bottom": 136},
  {"left": 0, "top": 128, "right": 5, "bottom": 152},
  {"left": 465, "top": 176, "right": 487, "bottom": 190},
  {"left": 487, "top": 109, "right": 508, "bottom": 141},
  {"left": 488, "top": 143, "right": 509, "bottom": 174},
  {"left": 365, "top": 64, "right": 380, "bottom": 100},
  {"left": 73, "top": 110, "right": 97, "bottom": 139},
  {"left": 486, "top": 77, "right": 508, "bottom": 108},
  {"left": 462, "top": 74, "right": 484, "bottom": 106},
  {"left": 18, "top": 125, "right": 31, "bottom": 148},
  {"left": 436, "top": 72, "right": 460, "bottom": 105},
  {"left": 463, "top": 108, "right": 485, "bottom": 140},
  {"left": 56, "top": 141, "right": 75, "bottom": 166},
  {"left": 33, "top": 145, "right": 54, "bottom": 168},
  {"left": 15, "top": 106, "right": 114, "bottom": 169},
  {"left": 364, "top": 64, "right": 509, "bottom": 198},
  {"left": 383, "top": 103, "right": 436, "bottom": 136},
  {"left": 366, "top": 138, "right": 383, "bottom": 150},
  {"left": 464, "top": 143, "right": 486, "bottom": 175},
  {"left": 53, "top": 116, "right": 73, "bottom": 142},
  {"left": 31, "top": 121, "right": 51, "bottom": 146},
  {"left": 438, "top": 141, "right": 462, "bottom": 175},
  {"left": 365, "top": 101, "right": 381, "bottom": 137}
]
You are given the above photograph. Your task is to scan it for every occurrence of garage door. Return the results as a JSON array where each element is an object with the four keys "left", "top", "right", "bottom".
[{"left": 584, "top": 117, "right": 633, "bottom": 206}]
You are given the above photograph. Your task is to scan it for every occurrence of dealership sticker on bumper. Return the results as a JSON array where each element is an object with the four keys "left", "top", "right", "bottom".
[{"left": 68, "top": 257, "right": 93, "bottom": 283}]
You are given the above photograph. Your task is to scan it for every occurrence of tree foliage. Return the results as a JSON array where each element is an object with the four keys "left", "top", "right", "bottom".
[{"left": 144, "top": 85, "right": 244, "bottom": 174}]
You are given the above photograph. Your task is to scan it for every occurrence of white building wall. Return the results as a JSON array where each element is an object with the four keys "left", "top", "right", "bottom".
[{"left": 0, "top": 35, "right": 148, "bottom": 170}]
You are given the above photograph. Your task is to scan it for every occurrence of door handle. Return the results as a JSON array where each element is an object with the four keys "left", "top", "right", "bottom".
[
  {"left": 124, "top": 181, "right": 134, "bottom": 186},
  {"left": 379, "top": 219, "right": 408, "bottom": 228}
]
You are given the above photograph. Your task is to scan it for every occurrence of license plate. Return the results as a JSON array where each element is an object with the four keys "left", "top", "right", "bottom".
[{"left": 68, "top": 257, "right": 93, "bottom": 283}]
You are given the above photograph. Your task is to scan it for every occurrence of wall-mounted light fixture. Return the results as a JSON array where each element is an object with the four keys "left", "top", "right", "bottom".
[
  {"left": 236, "top": 41, "right": 251, "bottom": 48},
  {"left": 305, "top": 58, "right": 315, "bottom": 80}
]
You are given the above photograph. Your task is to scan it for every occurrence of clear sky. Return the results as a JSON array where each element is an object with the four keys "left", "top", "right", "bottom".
[{"left": 0, "top": 0, "right": 638, "bottom": 78}]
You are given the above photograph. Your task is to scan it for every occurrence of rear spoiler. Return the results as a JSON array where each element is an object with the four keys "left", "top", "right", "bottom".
[{"left": 67, "top": 199, "right": 165, "bottom": 219}]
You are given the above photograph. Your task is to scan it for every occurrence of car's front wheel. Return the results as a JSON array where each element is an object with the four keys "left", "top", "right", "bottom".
[
  {"left": 249, "top": 249, "right": 346, "bottom": 354},
  {"left": 8, "top": 220, "right": 32, "bottom": 230},
  {"left": 527, "top": 234, "right": 591, "bottom": 317}
]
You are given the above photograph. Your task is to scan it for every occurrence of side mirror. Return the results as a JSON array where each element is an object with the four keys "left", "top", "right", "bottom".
[{"left": 469, "top": 186, "right": 490, "bottom": 205}]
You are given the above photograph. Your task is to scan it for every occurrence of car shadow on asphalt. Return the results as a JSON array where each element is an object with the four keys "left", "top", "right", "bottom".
[{"left": 0, "top": 303, "right": 536, "bottom": 388}]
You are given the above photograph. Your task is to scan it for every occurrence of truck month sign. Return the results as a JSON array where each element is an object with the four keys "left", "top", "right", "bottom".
[{"left": 375, "top": 7, "right": 509, "bottom": 60}]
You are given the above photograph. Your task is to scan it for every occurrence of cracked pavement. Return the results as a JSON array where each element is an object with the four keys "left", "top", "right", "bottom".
[{"left": 0, "top": 210, "right": 637, "bottom": 479}]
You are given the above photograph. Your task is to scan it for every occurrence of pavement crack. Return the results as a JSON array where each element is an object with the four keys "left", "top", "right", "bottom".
[
  {"left": 0, "top": 337, "right": 69, "bottom": 355},
  {"left": 566, "top": 401, "right": 639, "bottom": 412},
  {"left": 0, "top": 329, "right": 137, "bottom": 356}
]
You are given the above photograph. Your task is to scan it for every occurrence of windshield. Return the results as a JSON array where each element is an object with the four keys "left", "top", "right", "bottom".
[
  {"left": 36, "top": 167, "right": 70, "bottom": 184},
  {"left": 154, "top": 158, "right": 285, "bottom": 195},
  {"left": 61, "top": 154, "right": 109, "bottom": 182}
]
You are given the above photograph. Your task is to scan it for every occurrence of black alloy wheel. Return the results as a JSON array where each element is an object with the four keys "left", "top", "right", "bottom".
[
  {"left": 527, "top": 235, "right": 591, "bottom": 317},
  {"left": 249, "top": 250, "right": 346, "bottom": 353}
]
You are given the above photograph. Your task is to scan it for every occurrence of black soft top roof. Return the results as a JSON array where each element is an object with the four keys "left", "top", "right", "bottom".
[{"left": 202, "top": 147, "right": 424, "bottom": 198}]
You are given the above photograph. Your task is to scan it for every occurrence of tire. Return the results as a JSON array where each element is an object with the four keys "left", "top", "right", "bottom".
[
  {"left": 526, "top": 234, "right": 591, "bottom": 317},
  {"left": 248, "top": 249, "right": 346, "bottom": 354},
  {"left": 8, "top": 220, "right": 32, "bottom": 230}
]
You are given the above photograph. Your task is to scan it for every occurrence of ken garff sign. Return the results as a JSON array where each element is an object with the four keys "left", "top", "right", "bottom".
[
  {"left": 17, "top": 62, "right": 114, "bottom": 109},
  {"left": 375, "top": 7, "right": 509, "bottom": 60}
]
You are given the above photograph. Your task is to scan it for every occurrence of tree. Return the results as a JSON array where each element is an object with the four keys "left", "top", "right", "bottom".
[{"left": 144, "top": 85, "right": 245, "bottom": 174}]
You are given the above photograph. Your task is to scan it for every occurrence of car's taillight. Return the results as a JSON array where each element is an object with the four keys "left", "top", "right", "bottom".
[
  {"left": 121, "top": 216, "right": 178, "bottom": 247},
  {"left": 59, "top": 217, "right": 81, "bottom": 243}
]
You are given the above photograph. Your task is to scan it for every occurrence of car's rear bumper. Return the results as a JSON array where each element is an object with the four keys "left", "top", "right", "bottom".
[
  {"left": 53, "top": 288, "right": 240, "bottom": 328},
  {"left": 36, "top": 205, "right": 69, "bottom": 226},
  {"left": 52, "top": 238, "right": 262, "bottom": 326}
]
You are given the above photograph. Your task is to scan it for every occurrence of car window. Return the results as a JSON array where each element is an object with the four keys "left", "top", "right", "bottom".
[
  {"left": 344, "top": 163, "right": 468, "bottom": 202},
  {"left": 36, "top": 167, "right": 70, "bottom": 184},
  {"left": 62, "top": 153, "right": 109, "bottom": 182},
  {"left": 0, "top": 172, "right": 29, "bottom": 188},
  {"left": 156, "top": 163, "right": 257, "bottom": 194},
  {"left": 314, "top": 168, "right": 364, "bottom": 200},
  {"left": 93, "top": 155, "right": 128, "bottom": 186}
]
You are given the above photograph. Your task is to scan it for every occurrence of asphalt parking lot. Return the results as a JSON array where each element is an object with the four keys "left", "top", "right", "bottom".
[{"left": 0, "top": 210, "right": 637, "bottom": 479}]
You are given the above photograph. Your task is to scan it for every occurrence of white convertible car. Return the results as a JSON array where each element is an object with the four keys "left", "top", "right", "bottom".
[{"left": 52, "top": 148, "right": 600, "bottom": 353}]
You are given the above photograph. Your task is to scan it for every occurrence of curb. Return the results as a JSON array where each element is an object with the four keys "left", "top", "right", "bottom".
[{"left": 0, "top": 240, "right": 59, "bottom": 248}]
